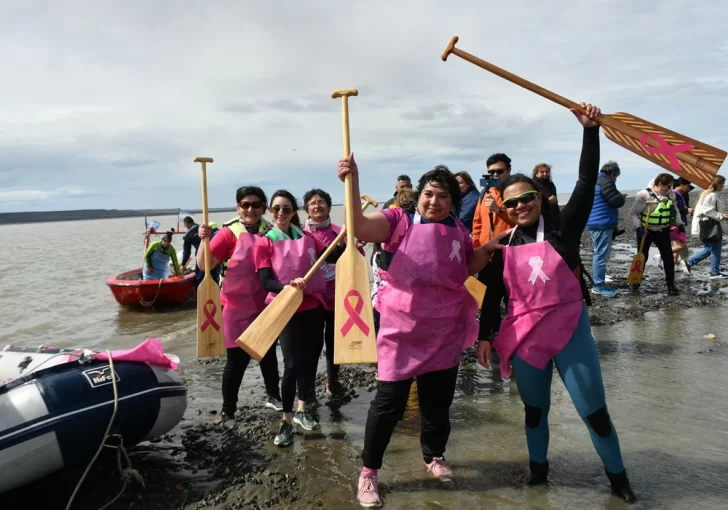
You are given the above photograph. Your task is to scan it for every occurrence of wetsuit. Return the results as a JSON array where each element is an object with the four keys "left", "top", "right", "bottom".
[{"left": 480, "top": 126, "right": 628, "bottom": 481}]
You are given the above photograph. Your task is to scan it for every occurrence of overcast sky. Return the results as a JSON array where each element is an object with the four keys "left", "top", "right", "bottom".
[{"left": 1, "top": 0, "right": 726, "bottom": 212}]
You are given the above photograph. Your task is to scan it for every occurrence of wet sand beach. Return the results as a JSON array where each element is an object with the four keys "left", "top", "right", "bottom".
[{"left": 1, "top": 192, "right": 727, "bottom": 510}]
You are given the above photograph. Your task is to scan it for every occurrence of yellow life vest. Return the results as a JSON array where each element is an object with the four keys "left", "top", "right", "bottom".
[{"left": 640, "top": 189, "right": 675, "bottom": 227}]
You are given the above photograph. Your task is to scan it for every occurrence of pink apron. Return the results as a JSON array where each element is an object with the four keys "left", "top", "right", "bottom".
[
  {"left": 377, "top": 212, "right": 479, "bottom": 382},
  {"left": 222, "top": 231, "right": 268, "bottom": 349},
  {"left": 492, "top": 217, "right": 584, "bottom": 378},
  {"left": 303, "top": 223, "right": 341, "bottom": 311},
  {"left": 265, "top": 229, "right": 326, "bottom": 305}
]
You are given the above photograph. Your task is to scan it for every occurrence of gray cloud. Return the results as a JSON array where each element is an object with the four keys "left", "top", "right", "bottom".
[{"left": 0, "top": 0, "right": 726, "bottom": 212}]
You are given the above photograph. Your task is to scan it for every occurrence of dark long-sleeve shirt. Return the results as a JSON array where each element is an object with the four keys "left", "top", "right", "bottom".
[
  {"left": 479, "top": 126, "right": 600, "bottom": 338},
  {"left": 181, "top": 224, "right": 200, "bottom": 266}
]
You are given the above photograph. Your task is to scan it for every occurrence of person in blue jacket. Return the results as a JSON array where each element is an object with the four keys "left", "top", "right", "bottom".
[
  {"left": 455, "top": 171, "right": 480, "bottom": 233},
  {"left": 586, "top": 161, "right": 626, "bottom": 297}
]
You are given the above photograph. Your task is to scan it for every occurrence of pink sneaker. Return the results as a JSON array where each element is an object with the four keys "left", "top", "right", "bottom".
[
  {"left": 426, "top": 457, "right": 453, "bottom": 482},
  {"left": 357, "top": 471, "right": 382, "bottom": 508}
]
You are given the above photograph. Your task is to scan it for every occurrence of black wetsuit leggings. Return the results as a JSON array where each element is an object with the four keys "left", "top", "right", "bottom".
[
  {"left": 221, "top": 345, "right": 279, "bottom": 416},
  {"left": 280, "top": 307, "right": 324, "bottom": 413}
]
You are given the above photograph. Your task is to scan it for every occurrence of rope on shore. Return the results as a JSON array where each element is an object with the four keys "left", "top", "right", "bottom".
[{"left": 64, "top": 351, "right": 144, "bottom": 510}]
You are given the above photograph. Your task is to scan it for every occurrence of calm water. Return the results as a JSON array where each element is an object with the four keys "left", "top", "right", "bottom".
[{"left": 1, "top": 208, "right": 727, "bottom": 509}]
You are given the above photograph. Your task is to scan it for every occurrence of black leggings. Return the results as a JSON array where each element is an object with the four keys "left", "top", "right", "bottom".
[
  {"left": 323, "top": 310, "right": 340, "bottom": 381},
  {"left": 280, "top": 307, "right": 324, "bottom": 413},
  {"left": 362, "top": 365, "right": 459, "bottom": 469},
  {"left": 221, "top": 345, "right": 279, "bottom": 416},
  {"left": 636, "top": 227, "right": 675, "bottom": 287}
]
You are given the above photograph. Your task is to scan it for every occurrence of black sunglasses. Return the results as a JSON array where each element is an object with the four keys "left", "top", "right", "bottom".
[
  {"left": 503, "top": 191, "right": 539, "bottom": 209},
  {"left": 240, "top": 200, "right": 263, "bottom": 210},
  {"left": 487, "top": 168, "right": 506, "bottom": 176}
]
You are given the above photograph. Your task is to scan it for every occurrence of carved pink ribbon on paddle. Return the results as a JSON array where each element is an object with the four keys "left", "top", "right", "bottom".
[
  {"left": 640, "top": 134, "right": 694, "bottom": 171},
  {"left": 200, "top": 300, "right": 220, "bottom": 332},
  {"left": 341, "top": 289, "right": 370, "bottom": 336}
]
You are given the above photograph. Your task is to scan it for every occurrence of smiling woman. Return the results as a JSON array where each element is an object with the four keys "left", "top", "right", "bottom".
[
  {"left": 335, "top": 157, "right": 508, "bottom": 508},
  {"left": 477, "top": 102, "right": 638, "bottom": 504}
]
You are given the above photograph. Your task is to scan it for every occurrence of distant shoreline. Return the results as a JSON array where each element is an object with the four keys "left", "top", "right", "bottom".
[
  {"left": 0, "top": 188, "right": 649, "bottom": 226},
  {"left": 0, "top": 208, "right": 241, "bottom": 226},
  {"left": 0, "top": 203, "right": 349, "bottom": 225}
]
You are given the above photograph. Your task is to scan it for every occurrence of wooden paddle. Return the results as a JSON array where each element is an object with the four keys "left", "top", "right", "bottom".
[
  {"left": 627, "top": 200, "right": 657, "bottom": 285},
  {"left": 236, "top": 196, "right": 378, "bottom": 361},
  {"left": 441, "top": 36, "right": 726, "bottom": 190},
  {"left": 331, "top": 88, "right": 378, "bottom": 365},
  {"left": 195, "top": 157, "right": 225, "bottom": 358},
  {"left": 465, "top": 276, "right": 486, "bottom": 309}
]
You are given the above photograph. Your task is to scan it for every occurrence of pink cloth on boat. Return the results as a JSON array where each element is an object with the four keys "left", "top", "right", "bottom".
[{"left": 93, "top": 338, "right": 178, "bottom": 370}]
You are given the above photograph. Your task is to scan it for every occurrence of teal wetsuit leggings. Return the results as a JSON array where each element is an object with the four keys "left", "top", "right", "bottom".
[{"left": 511, "top": 304, "right": 625, "bottom": 474}]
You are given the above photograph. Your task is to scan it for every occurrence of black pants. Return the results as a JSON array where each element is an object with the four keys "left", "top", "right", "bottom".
[
  {"left": 221, "top": 345, "right": 279, "bottom": 416},
  {"left": 280, "top": 307, "right": 324, "bottom": 413},
  {"left": 323, "top": 310, "right": 340, "bottom": 381},
  {"left": 636, "top": 228, "right": 675, "bottom": 288},
  {"left": 477, "top": 266, "right": 504, "bottom": 340},
  {"left": 362, "top": 365, "right": 459, "bottom": 469}
]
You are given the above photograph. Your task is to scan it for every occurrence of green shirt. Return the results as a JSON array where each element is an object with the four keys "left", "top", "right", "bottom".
[{"left": 145, "top": 241, "right": 181, "bottom": 275}]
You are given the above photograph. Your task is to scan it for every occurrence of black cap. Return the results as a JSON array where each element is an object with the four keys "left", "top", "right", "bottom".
[{"left": 676, "top": 177, "right": 695, "bottom": 191}]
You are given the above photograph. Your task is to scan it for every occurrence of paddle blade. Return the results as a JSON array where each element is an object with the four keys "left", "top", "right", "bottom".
[
  {"left": 236, "top": 286, "right": 303, "bottom": 361},
  {"left": 464, "top": 276, "right": 486, "bottom": 309},
  {"left": 626, "top": 253, "right": 646, "bottom": 285},
  {"left": 334, "top": 248, "right": 377, "bottom": 364},
  {"left": 196, "top": 276, "right": 225, "bottom": 357},
  {"left": 603, "top": 112, "right": 726, "bottom": 190}
]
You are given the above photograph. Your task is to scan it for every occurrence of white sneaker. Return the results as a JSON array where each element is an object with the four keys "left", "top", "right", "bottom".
[
  {"left": 605, "top": 275, "right": 614, "bottom": 283},
  {"left": 652, "top": 253, "right": 663, "bottom": 268},
  {"left": 678, "top": 259, "right": 690, "bottom": 275}
]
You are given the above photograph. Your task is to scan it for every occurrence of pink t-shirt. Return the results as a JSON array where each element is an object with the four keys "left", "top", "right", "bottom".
[
  {"left": 380, "top": 208, "right": 474, "bottom": 260},
  {"left": 209, "top": 226, "right": 238, "bottom": 264},
  {"left": 253, "top": 230, "right": 330, "bottom": 313},
  {"left": 208, "top": 226, "right": 246, "bottom": 308}
]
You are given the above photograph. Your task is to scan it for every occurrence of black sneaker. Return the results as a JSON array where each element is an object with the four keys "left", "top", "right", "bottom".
[
  {"left": 667, "top": 286, "right": 680, "bottom": 295},
  {"left": 293, "top": 411, "right": 319, "bottom": 431},
  {"left": 220, "top": 411, "right": 237, "bottom": 431},
  {"left": 274, "top": 420, "right": 294, "bottom": 447},
  {"left": 709, "top": 273, "right": 727, "bottom": 280},
  {"left": 265, "top": 395, "right": 283, "bottom": 411}
]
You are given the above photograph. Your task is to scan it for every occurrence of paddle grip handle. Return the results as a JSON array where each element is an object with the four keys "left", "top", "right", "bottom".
[
  {"left": 301, "top": 199, "right": 374, "bottom": 283},
  {"left": 442, "top": 36, "right": 587, "bottom": 114},
  {"left": 196, "top": 157, "right": 214, "bottom": 276},
  {"left": 333, "top": 89, "right": 359, "bottom": 249}
]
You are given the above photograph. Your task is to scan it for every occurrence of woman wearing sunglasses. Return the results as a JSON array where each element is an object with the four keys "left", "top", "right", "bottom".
[
  {"left": 476, "top": 103, "right": 637, "bottom": 503},
  {"left": 197, "top": 186, "right": 282, "bottom": 430},
  {"left": 254, "top": 189, "right": 346, "bottom": 447},
  {"left": 334, "top": 159, "right": 508, "bottom": 508}
]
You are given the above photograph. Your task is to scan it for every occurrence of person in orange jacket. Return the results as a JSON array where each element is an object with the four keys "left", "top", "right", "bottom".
[
  {"left": 473, "top": 153, "right": 517, "bottom": 341},
  {"left": 472, "top": 153, "right": 517, "bottom": 248}
]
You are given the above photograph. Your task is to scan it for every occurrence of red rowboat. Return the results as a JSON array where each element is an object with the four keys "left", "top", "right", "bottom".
[{"left": 107, "top": 268, "right": 196, "bottom": 308}]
